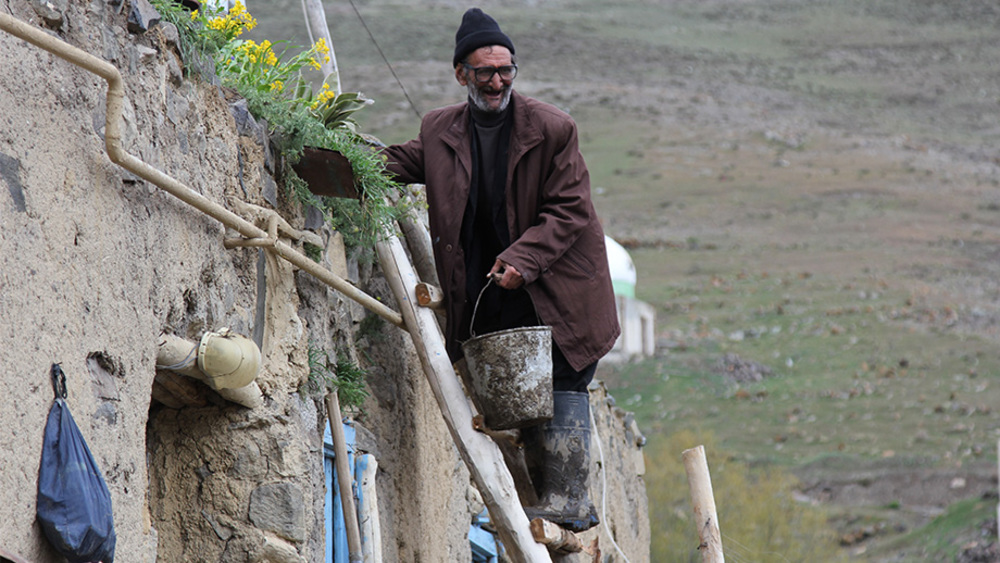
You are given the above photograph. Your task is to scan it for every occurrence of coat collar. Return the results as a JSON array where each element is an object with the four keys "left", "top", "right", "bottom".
[
  {"left": 508, "top": 91, "right": 544, "bottom": 163},
  {"left": 439, "top": 91, "right": 544, "bottom": 172}
]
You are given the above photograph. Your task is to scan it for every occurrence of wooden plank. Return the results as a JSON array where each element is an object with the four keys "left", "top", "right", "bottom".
[{"left": 376, "top": 234, "right": 552, "bottom": 563}]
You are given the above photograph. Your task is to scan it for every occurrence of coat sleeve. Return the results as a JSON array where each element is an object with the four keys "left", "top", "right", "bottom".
[
  {"left": 381, "top": 134, "right": 427, "bottom": 185},
  {"left": 498, "top": 116, "right": 594, "bottom": 285}
]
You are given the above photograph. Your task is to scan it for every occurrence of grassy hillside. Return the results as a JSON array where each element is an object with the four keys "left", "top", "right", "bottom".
[{"left": 247, "top": 1, "right": 1000, "bottom": 560}]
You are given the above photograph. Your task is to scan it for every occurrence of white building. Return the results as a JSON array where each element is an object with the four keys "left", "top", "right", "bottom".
[{"left": 605, "top": 236, "right": 656, "bottom": 362}]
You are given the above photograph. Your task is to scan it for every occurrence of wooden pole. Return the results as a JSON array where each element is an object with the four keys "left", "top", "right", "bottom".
[
  {"left": 301, "top": 0, "right": 341, "bottom": 93},
  {"left": 396, "top": 205, "right": 439, "bottom": 289},
  {"left": 530, "top": 518, "right": 584, "bottom": 554},
  {"left": 326, "top": 391, "right": 364, "bottom": 563},
  {"left": 414, "top": 282, "right": 444, "bottom": 310},
  {"left": 375, "top": 234, "right": 552, "bottom": 563},
  {"left": 682, "top": 445, "right": 725, "bottom": 563}
]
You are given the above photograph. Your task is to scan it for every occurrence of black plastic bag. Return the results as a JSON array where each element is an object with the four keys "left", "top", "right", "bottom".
[{"left": 36, "top": 364, "right": 116, "bottom": 563}]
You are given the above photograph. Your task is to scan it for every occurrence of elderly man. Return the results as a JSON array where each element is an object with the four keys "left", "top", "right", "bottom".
[{"left": 381, "top": 7, "right": 620, "bottom": 532}]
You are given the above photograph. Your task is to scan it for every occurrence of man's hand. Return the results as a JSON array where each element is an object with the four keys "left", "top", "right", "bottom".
[{"left": 489, "top": 259, "right": 524, "bottom": 289}]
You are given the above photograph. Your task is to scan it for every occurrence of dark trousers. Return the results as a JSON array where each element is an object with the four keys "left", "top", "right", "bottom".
[{"left": 552, "top": 342, "right": 597, "bottom": 393}]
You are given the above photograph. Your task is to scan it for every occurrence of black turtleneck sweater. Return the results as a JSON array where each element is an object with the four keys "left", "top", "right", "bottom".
[{"left": 460, "top": 99, "right": 536, "bottom": 338}]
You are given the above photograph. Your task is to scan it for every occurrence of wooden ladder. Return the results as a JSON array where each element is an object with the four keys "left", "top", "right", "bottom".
[{"left": 375, "top": 225, "right": 554, "bottom": 563}]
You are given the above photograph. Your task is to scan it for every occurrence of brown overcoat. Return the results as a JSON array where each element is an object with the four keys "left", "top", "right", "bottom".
[{"left": 382, "top": 91, "right": 620, "bottom": 371}]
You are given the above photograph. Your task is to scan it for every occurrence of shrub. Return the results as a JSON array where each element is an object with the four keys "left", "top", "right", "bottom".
[{"left": 647, "top": 430, "right": 844, "bottom": 562}]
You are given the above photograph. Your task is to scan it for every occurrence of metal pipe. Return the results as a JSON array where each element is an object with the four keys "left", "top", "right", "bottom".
[
  {"left": 229, "top": 199, "right": 324, "bottom": 248},
  {"left": 0, "top": 13, "right": 404, "bottom": 329},
  {"left": 157, "top": 332, "right": 265, "bottom": 408}
]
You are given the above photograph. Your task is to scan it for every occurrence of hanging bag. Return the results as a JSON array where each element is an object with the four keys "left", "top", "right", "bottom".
[{"left": 36, "top": 363, "right": 117, "bottom": 563}]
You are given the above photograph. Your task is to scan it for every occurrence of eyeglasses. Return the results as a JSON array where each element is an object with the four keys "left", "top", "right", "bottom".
[{"left": 463, "top": 63, "right": 518, "bottom": 83}]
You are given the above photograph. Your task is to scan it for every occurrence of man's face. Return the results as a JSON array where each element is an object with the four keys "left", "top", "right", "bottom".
[{"left": 456, "top": 45, "right": 515, "bottom": 113}]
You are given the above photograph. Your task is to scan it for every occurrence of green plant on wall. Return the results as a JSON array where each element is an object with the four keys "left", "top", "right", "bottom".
[
  {"left": 289, "top": 77, "right": 373, "bottom": 134},
  {"left": 307, "top": 346, "right": 370, "bottom": 413},
  {"left": 154, "top": 0, "right": 256, "bottom": 73},
  {"left": 152, "top": 0, "right": 404, "bottom": 252}
]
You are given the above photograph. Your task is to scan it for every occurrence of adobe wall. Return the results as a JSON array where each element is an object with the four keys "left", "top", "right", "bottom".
[{"left": 0, "top": 1, "right": 649, "bottom": 562}]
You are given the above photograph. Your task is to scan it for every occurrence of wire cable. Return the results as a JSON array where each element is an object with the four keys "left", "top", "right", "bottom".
[
  {"left": 591, "top": 402, "right": 633, "bottom": 563},
  {"left": 346, "top": 0, "right": 422, "bottom": 120},
  {"left": 300, "top": 0, "right": 316, "bottom": 46}
]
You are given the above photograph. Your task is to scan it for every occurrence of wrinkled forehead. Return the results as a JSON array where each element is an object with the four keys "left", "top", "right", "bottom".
[{"left": 465, "top": 45, "right": 513, "bottom": 67}]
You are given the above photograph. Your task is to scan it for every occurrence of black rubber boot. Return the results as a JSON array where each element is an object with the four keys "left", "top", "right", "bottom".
[{"left": 522, "top": 391, "right": 599, "bottom": 532}]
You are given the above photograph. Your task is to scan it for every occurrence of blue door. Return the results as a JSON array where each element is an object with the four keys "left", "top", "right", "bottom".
[
  {"left": 470, "top": 509, "right": 499, "bottom": 563},
  {"left": 324, "top": 421, "right": 356, "bottom": 563}
]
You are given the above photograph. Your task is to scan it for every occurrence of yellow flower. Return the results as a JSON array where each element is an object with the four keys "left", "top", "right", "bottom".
[
  {"left": 265, "top": 51, "right": 278, "bottom": 66},
  {"left": 310, "top": 58, "right": 321, "bottom": 70},
  {"left": 314, "top": 38, "right": 330, "bottom": 55},
  {"left": 270, "top": 81, "right": 284, "bottom": 92},
  {"left": 190, "top": 9, "right": 198, "bottom": 19},
  {"left": 204, "top": 1, "right": 255, "bottom": 38},
  {"left": 310, "top": 88, "right": 337, "bottom": 109},
  {"left": 236, "top": 40, "right": 255, "bottom": 60},
  {"left": 230, "top": 2, "right": 257, "bottom": 31},
  {"left": 324, "top": 55, "right": 331, "bottom": 63}
]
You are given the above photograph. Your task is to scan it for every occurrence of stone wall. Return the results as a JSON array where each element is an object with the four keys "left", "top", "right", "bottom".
[{"left": 0, "top": 1, "right": 648, "bottom": 562}]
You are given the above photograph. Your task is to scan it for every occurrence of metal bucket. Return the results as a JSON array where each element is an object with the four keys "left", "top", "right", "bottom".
[{"left": 461, "top": 279, "right": 553, "bottom": 430}]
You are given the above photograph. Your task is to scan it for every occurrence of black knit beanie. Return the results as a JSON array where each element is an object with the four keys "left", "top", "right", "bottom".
[{"left": 453, "top": 8, "right": 515, "bottom": 67}]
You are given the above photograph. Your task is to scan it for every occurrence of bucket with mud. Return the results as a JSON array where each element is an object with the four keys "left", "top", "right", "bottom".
[{"left": 461, "top": 280, "right": 553, "bottom": 430}]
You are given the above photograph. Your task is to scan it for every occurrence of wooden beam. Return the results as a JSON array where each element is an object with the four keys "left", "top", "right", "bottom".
[
  {"left": 376, "top": 234, "right": 552, "bottom": 563},
  {"left": 152, "top": 371, "right": 212, "bottom": 407}
]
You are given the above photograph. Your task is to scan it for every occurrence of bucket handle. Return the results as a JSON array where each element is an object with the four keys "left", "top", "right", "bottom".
[
  {"left": 468, "top": 274, "right": 543, "bottom": 338},
  {"left": 468, "top": 276, "right": 496, "bottom": 338}
]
